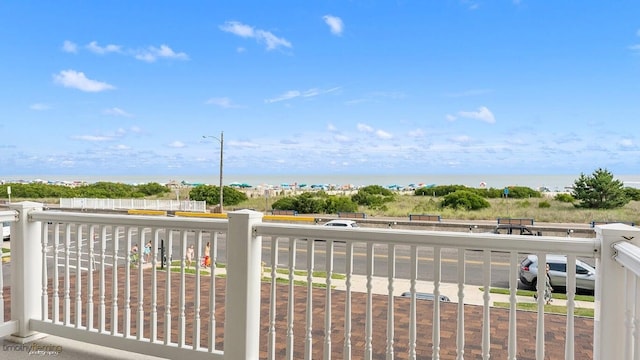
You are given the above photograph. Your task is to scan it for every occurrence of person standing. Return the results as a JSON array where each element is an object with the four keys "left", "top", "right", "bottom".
[
  {"left": 143, "top": 241, "right": 152, "bottom": 263},
  {"left": 543, "top": 263, "right": 553, "bottom": 304},
  {"left": 204, "top": 242, "right": 211, "bottom": 268},
  {"left": 186, "top": 244, "right": 195, "bottom": 268}
]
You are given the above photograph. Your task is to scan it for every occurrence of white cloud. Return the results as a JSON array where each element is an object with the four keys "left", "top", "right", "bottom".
[
  {"left": 451, "top": 135, "right": 472, "bottom": 144},
  {"left": 72, "top": 135, "right": 113, "bottom": 141},
  {"left": 134, "top": 45, "right": 189, "bottom": 62},
  {"left": 629, "top": 44, "right": 640, "bottom": 52},
  {"left": 206, "top": 97, "right": 240, "bottom": 108},
  {"left": 53, "top": 70, "right": 115, "bottom": 92},
  {"left": 113, "top": 144, "right": 130, "bottom": 150},
  {"left": 457, "top": 106, "right": 495, "bottom": 124},
  {"left": 169, "top": 141, "right": 185, "bottom": 148},
  {"left": 334, "top": 134, "right": 350, "bottom": 142},
  {"left": 265, "top": 90, "right": 300, "bottom": 103},
  {"left": 86, "top": 41, "right": 122, "bottom": 54},
  {"left": 446, "top": 114, "right": 457, "bottom": 121},
  {"left": 357, "top": 123, "right": 374, "bottom": 132},
  {"left": 30, "top": 103, "right": 50, "bottom": 111},
  {"left": 219, "top": 21, "right": 255, "bottom": 37},
  {"left": 220, "top": 21, "right": 292, "bottom": 51},
  {"left": 619, "top": 138, "right": 634, "bottom": 148},
  {"left": 328, "top": 123, "right": 337, "bottom": 131},
  {"left": 104, "top": 107, "right": 133, "bottom": 117},
  {"left": 376, "top": 130, "right": 393, "bottom": 139},
  {"left": 265, "top": 87, "right": 339, "bottom": 103},
  {"left": 62, "top": 40, "right": 77, "bottom": 53},
  {"left": 323, "top": 15, "right": 344, "bottom": 36},
  {"left": 408, "top": 129, "right": 425, "bottom": 137}
]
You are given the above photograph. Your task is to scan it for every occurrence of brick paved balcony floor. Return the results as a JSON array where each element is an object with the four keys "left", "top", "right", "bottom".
[{"left": 2, "top": 268, "right": 594, "bottom": 359}]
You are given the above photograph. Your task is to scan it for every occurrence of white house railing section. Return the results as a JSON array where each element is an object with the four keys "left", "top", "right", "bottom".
[
  {"left": 1, "top": 202, "right": 640, "bottom": 360},
  {"left": 59, "top": 198, "right": 207, "bottom": 212}
]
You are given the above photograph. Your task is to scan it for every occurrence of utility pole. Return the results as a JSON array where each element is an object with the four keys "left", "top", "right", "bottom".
[{"left": 203, "top": 132, "right": 224, "bottom": 213}]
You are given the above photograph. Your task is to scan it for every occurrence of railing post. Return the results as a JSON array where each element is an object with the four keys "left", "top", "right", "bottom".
[
  {"left": 593, "top": 223, "right": 640, "bottom": 360},
  {"left": 8, "top": 201, "right": 45, "bottom": 342},
  {"left": 224, "top": 210, "right": 263, "bottom": 360}
]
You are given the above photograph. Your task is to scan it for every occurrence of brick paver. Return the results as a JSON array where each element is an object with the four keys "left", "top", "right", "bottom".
[{"left": 3, "top": 268, "right": 593, "bottom": 359}]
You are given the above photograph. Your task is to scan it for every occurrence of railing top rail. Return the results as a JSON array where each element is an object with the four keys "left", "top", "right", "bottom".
[
  {"left": 0, "top": 210, "right": 17, "bottom": 222},
  {"left": 255, "top": 222, "right": 599, "bottom": 257},
  {"left": 613, "top": 240, "right": 640, "bottom": 277},
  {"left": 30, "top": 210, "right": 228, "bottom": 232}
]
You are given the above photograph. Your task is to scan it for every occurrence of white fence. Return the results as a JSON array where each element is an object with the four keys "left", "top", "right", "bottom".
[
  {"left": 1, "top": 203, "right": 640, "bottom": 359},
  {"left": 59, "top": 198, "right": 207, "bottom": 212}
]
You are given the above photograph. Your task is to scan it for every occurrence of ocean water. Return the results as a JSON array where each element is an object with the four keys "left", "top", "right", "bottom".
[{"left": 6, "top": 173, "right": 640, "bottom": 191}]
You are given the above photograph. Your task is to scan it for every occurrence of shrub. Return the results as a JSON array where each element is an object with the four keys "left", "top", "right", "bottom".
[
  {"left": 555, "top": 193, "right": 575, "bottom": 203},
  {"left": 352, "top": 185, "right": 395, "bottom": 209},
  {"left": 538, "top": 201, "right": 551, "bottom": 208},
  {"left": 440, "top": 190, "right": 490, "bottom": 211}
]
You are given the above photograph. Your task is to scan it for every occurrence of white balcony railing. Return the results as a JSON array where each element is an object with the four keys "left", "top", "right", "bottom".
[{"left": 1, "top": 202, "right": 640, "bottom": 359}]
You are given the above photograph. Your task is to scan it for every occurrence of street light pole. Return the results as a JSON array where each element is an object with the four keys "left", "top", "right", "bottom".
[{"left": 203, "top": 132, "right": 224, "bottom": 213}]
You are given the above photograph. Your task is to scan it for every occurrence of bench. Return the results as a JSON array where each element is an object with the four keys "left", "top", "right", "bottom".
[
  {"left": 497, "top": 217, "right": 534, "bottom": 226},
  {"left": 271, "top": 209, "right": 298, "bottom": 216},
  {"left": 590, "top": 220, "right": 635, "bottom": 228},
  {"left": 338, "top": 212, "right": 367, "bottom": 219},
  {"left": 409, "top": 214, "right": 441, "bottom": 222}
]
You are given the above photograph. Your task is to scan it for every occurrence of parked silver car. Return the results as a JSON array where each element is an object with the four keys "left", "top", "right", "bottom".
[{"left": 518, "top": 254, "right": 596, "bottom": 293}]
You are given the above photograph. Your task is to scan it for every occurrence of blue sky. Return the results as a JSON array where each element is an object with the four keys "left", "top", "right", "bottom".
[{"left": 1, "top": 1, "right": 640, "bottom": 178}]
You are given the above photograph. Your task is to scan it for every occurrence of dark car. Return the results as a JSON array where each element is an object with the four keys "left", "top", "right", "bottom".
[{"left": 491, "top": 224, "right": 541, "bottom": 236}]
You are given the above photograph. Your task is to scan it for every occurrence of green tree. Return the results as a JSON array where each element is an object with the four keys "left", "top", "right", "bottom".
[
  {"left": 572, "top": 168, "right": 629, "bottom": 209},
  {"left": 352, "top": 185, "right": 395, "bottom": 209},
  {"left": 189, "top": 185, "right": 247, "bottom": 206},
  {"left": 440, "top": 190, "right": 490, "bottom": 211},
  {"left": 324, "top": 196, "right": 358, "bottom": 213}
]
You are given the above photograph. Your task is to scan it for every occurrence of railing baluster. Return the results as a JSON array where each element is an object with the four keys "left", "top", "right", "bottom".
[
  {"left": 87, "top": 225, "right": 95, "bottom": 331},
  {"left": 193, "top": 230, "right": 203, "bottom": 349},
  {"left": 268, "top": 237, "right": 280, "bottom": 360},
  {"left": 99, "top": 225, "right": 107, "bottom": 333},
  {"left": 456, "top": 250, "right": 465, "bottom": 360},
  {"left": 286, "top": 238, "right": 297, "bottom": 360},
  {"left": 386, "top": 243, "right": 395, "bottom": 360},
  {"left": 63, "top": 223, "right": 71, "bottom": 325},
  {"left": 52, "top": 223, "right": 60, "bottom": 323},
  {"left": 41, "top": 222, "right": 49, "bottom": 321},
  {"left": 305, "top": 238, "right": 315, "bottom": 359},
  {"left": 535, "top": 253, "right": 547, "bottom": 360},
  {"left": 208, "top": 230, "right": 217, "bottom": 351},
  {"left": 565, "top": 255, "right": 576, "bottom": 360},
  {"left": 343, "top": 241, "right": 354, "bottom": 360},
  {"left": 124, "top": 226, "right": 133, "bottom": 338},
  {"left": 365, "top": 242, "right": 374, "bottom": 360},
  {"left": 508, "top": 251, "right": 518, "bottom": 360},
  {"left": 74, "top": 224, "right": 83, "bottom": 328},
  {"left": 109, "top": 226, "right": 118, "bottom": 336},
  {"left": 137, "top": 227, "right": 145, "bottom": 340},
  {"left": 433, "top": 246, "right": 441, "bottom": 360},
  {"left": 409, "top": 246, "right": 417, "bottom": 360},
  {"left": 164, "top": 228, "right": 173, "bottom": 345},
  {"left": 150, "top": 228, "right": 159, "bottom": 342},
  {"left": 324, "top": 239, "right": 334, "bottom": 360},
  {"left": 482, "top": 250, "right": 491, "bottom": 360},
  {"left": 178, "top": 230, "right": 187, "bottom": 347}
]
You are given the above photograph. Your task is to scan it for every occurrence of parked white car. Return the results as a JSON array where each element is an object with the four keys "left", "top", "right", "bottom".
[
  {"left": 519, "top": 254, "right": 596, "bottom": 293},
  {"left": 323, "top": 219, "right": 359, "bottom": 228}
]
